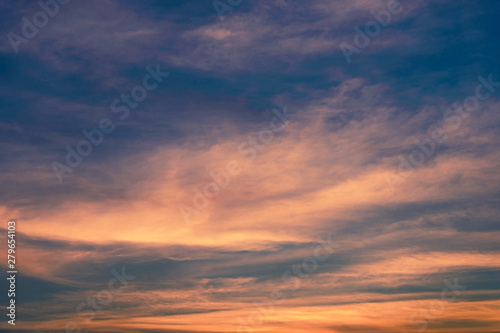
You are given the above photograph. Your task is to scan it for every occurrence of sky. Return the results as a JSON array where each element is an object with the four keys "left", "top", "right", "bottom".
[{"left": 0, "top": 0, "right": 499, "bottom": 332}]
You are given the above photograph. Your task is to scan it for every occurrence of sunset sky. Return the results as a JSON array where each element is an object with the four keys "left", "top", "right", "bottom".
[{"left": 0, "top": 0, "right": 500, "bottom": 332}]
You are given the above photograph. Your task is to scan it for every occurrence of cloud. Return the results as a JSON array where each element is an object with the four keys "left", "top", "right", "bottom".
[{"left": 1, "top": 0, "right": 500, "bottom": 331}]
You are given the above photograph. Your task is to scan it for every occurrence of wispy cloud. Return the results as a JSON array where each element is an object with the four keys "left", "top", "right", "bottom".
[{"left": 1, "top": 0, "right": 500, "bottom": 332}]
